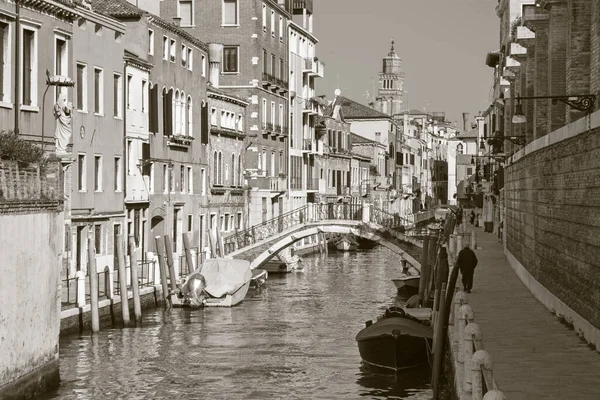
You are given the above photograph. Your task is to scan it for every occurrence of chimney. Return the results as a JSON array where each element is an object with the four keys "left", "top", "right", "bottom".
[
  {"left": 208, "top": 43, "right": 224, "bottom": 88},
  {"left": 462, "top": 112, "right": 470, "bottom": 132}
]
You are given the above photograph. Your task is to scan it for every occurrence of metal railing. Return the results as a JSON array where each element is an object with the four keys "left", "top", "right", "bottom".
[
  {"left": 61, "top": 274, "right": 78, "bottom": 308},
  {"left": 313, "top": 202, "right": 363, "bottom": 221},
  {"left": 370, "top": 207, "right": 411, "bottom": 230}
]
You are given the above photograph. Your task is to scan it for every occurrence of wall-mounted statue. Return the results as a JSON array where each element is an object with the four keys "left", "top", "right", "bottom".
[{"left": 54, "top": 92, "right": 73, "bottom": 154}]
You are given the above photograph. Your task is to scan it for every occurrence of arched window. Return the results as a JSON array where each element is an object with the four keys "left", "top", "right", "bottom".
[
  {"left": 180, "top": 91, "right": 186, "bottom": 136},
  {"left": 213, "top": 151, "right": 218, "bottom": 184},
  {"left": 225, "top": 162, "right": 229, "bottom": 185},
  {"left": 218, "top": 152, "right": 223, "bottom": 184},
  {"left": 187, "top": 95, "right": 193, "bottom": 136},
  {"left": 457, "top": 143, "right": 464, "bottom": 155},
  {"left": 238, "top": 154, "right": 242, "bottom": 186},
  {"left": 231, "top": 153, "right": 236, "bottom": 186},
  {"left": 174, "top": 90, "right": 180, "bottom": 135}
]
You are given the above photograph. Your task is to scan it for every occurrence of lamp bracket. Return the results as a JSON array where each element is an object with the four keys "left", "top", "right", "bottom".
[{"left": 516, "top": 95, "right": 596, "bottom": 113}]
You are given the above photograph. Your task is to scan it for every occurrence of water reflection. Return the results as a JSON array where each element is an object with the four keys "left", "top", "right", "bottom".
[{"left": 40, "top": 248, "right": 432, "bottom": 400}]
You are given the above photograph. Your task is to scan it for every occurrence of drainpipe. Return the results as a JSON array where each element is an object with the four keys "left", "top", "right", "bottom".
[{"left": 14, "top": 0, "right": 20, "bottom": 133}]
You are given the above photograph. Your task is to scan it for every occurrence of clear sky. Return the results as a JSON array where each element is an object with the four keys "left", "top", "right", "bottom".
[{"left": 312, "top": 0, "right": 500, "bottom": 128}]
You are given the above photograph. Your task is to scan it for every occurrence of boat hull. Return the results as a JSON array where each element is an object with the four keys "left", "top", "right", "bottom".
[
  {"left": 250, "top": 269, "right": 268, "bottom": 289},
  {"left": 204, "top": 281, "right": 251, "bottom": 307},
  {"left": 262, "top": 260, "right": 293, "bottom": 273},
  {"left": 392, "top": 276, "right": 420, "bottom": 290},
  {"left": 357, "top": 334, "right": 431, "bottom": 372}
]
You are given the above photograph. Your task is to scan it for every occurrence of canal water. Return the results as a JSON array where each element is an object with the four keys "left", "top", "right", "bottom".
[{"left": 40, "top": 248, "right": 434, "bottom": 399}]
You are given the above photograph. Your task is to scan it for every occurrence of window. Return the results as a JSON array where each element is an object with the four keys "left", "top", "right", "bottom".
[
  {"left": 148, "top": 29, "right": 154, "bottom": 55},
  {"left": 21, "top": 27, "right": 37, "bottom": 107},
  {"left": 54, "top": 36, "right": 68, "bottom": 99},
  {"left": 270, "top": 151, "right": 275, "bottom": 176},
  {"left": 262, "top": 98, "right": 267, "bottom": 127},
  {"left": 279, "top": 104, "right": 284, "bottom": 126},
  {"left": 127, "top": 140, "right": 134, "bottom": 174},
  {"left": 180, "top": 165, "right": 185, "bottom": 193},
  {"left": 187, "top": 166, "right": 193, "bottom": 194},
  {"left": 270, "top": 10, "right": 275, "bottom": 36},
  {"left": 213, "top": 151, "right": 218, "bottom": 184},
  {"left": 113, "top": 73, "right": 122, "bottom": 117},
  {"left": 187, "top": 214, "right": 193, "bottom": 232},
  {"left": 231, "top": 153, "right": 235, "bottom": 185},
  {"left": 237, "top": 114, "right": 243, "bottom": 131},
  {"left": 211, "top": 107, "right": 217, "bottom": 126},
  {"left": 223, "top": 0, "right": 238, "bottom": 25},
  {"left": 78, "top": 154, "right": 86, "bottom": 191},
  {"left": 201, "top": 55, "right": 206, "bottom": 76},
  {"left": 93, "top": 67, "right": 103, "bottom": 114},
  {"left": 94, "top": 155, "right": 102, "bottom": 191},
  {"left": 238, "top": 154, "right": 242, "bottom": 186},
  {"left": 279, "top": 152, "right": 284, "bottom": 174},
  {"left": 179, "top": 0, "right": 193, "bottom": 26},
  {"left": 218, "top": 152, "right": 223, "bottom": 184},
  {"left": 187, "top": 95, "right": 193, "bottom": 136},
  {"left": 263, "top": 49, "right": 267, "bottom": 74},
  {"left": 162, "top": 36, "right": 168, "bottom": 60},
  {"left": 114, "top": 156, "right": 122, "bottom": 191},
  {"left": 163, "top": 164, "right": 168, "bottom": 193},
  {"left": 201, "top": 168, "right": 206, "bottom": 195},
  {"left": 187, "top": 48, "right": 193, "bottom": 71},
  {"left": 76, "top": 64, "right": 87, "bottom": 111},
  {"left": 0, "top": 21, "right": 11, "bottom": 103},
  {"left": 236, "top": 212, "right": 242, "bottom": 230},
  {"left": 279, "top": 58, "right": 284, "bottom": 81},
  {"left": 271, "top": 54, "right": 275, "bottom": 76},
  {"left": 223, "top": 46, "right": 238, "bottom": 73},
  {"left": 181, "top": 44, "right": 187, "bottom": 67},
  {"left": 271, "top": 101, "right": 275, "bottom": 125},
  {"left": 141, "top": 79, "right": 147, "bottom": 113},
  {"left": 224, "top": 213, "right": 230, "bottom": 231},
  {"left": 262, "top": 4, "right": 267, "bottom": 31},
  {"left": 279, "top": 16, "right": 283, "bottom": 42},
  {"left": 126, "top": 74, "right": 132, "bottom": 109},
  {"left": 94, "top": 225, "right": 102, "bottom": 254},
  {"left": 170, "top": 38, "right": 176, "bottom": 62},
  {"left": 169, "top": 164, "right": 175, "bottom": 192}
]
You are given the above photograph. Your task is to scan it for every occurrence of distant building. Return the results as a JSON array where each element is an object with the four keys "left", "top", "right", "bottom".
[{"left": 371, "top": 40, "right": 405, "bottom": 117}]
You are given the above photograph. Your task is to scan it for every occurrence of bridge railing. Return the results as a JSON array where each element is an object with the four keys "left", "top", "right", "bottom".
[
  {"left": 223, "top": 205, "right": 309, "bottom": 255},
  {"left": 370, "top": 206, "right": 410, "bottom": 230},
  {"left": 312, "top": 202, "right": 363, "bottom": 221}
]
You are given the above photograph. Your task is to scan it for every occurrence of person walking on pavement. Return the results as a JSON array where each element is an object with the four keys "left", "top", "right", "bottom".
[
  {"left": 470, "top": 210, "right": 476, "bottom": 225},
  {"left": 457, "top": 242, "right": 478, "bottom": 293}
]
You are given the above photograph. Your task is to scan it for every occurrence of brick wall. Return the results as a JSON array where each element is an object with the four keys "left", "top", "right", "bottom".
[
  {"left": 590, "top": 0, "right": 600, "bottom": 106},
  {"left": 505, "top": 127, "right": 600, "bottom": 329},
  {"left": 566, "top": 0, "right": 591, "bottom": 124},
  {"left": 0, "top": 160, "right": 64, "bottom": 212},
  {"left": 547, "top": 2, "right": 568, "bottom": 132}
]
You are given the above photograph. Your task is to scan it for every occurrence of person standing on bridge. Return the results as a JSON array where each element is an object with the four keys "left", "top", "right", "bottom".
[{"left": 456, "top": 242, "right": 478, "bottom": 293}]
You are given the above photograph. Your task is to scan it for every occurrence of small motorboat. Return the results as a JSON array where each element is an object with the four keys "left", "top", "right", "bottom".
[
  {"left": 335, "top": 235, "right": 358, "bottom": 252},
  {"left": 176, "top": 258, "right": 252, "bottom": 307},
  {"left": 262, "top": 247, "right": 302, "bottom": 273},
  {"left": 250, "top": 269, "right": 268, "bottom": 289},
  {"left": 356, "top": 307, "right": 433, "bottom": 372},
  {"left": 391, "top": 275, "right": 420, "bottom": 291}
]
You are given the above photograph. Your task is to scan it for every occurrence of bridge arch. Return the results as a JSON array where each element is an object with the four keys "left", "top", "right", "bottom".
[{"left": 247, "top": 224, "right": 420, "bottom": 270}]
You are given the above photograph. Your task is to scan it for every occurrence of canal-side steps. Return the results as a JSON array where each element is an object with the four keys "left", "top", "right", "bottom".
[{"left": 444, "top": 226, "right": 600, "bottom": 400}]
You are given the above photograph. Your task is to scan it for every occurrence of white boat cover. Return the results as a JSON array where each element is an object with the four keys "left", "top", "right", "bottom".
[{"left": 199, "top": 259, "right": 252, "bottom": 298}]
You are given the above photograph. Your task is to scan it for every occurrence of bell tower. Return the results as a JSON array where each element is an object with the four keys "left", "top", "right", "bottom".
[{"left": 373, "top": 40, "right": 405, "bottom": 116}]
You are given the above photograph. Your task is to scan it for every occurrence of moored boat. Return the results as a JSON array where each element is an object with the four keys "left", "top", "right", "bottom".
[
  {"left": 250, "top": 269, "right": 268, "bottom": 289},
  {"left": 176, "top": 258, "right": 252, "bottom": 307},
  {"left": 356, "top": 308, "right": 433, "bottom": 372},
  {"left": 335, "top": 235, "right": 358, "bottom": 252},
  {"left": 392, "top": 275, "right": 420, "bottom": 291}
]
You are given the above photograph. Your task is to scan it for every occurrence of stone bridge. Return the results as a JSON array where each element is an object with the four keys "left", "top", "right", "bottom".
[{"left": 222, "top": 203, "right": 435, "bottom": 269}]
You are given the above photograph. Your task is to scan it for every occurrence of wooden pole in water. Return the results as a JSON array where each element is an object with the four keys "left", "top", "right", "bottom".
[
  {"left": 418, "top": 235, "right": 430, "bottom": 304},
  {"left": 155, "top": 236, "right": 170, "bottom": 303},
  {"left": 115, "top": 234, "right": 130, "bottom": 327},
  {"left": 432, "top": 282, "right": 448, "bottom": 397},
  {"left": 88, "top": 237, "right": 100, "bottom": 334},
  {"left": 182, "top": 233, "right": 195, "bottom": 274},
  {"left": 128, "top": 236, "right": 142, "bottom": 324},
  {"left": 163, "top": 235, "right": 178, "bottom": 292},
  {"left": 215, "top": 216, "right": 225, "bottom": 257}
]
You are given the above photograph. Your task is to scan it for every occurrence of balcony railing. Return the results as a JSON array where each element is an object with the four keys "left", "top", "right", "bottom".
[
  {"left": 262, "top": 72, "right": 288, "bottom": 91},
  {"left": 302, "top": 138, "right": 313, "bottom": 151},
  {"left": 336, "top": 186, "right": 350, "bottom": 196},
  {"left": 303, "top": 57, "right": 324, "bottom": 78},
  {"left": 263, "top": 122, "right": 274, "bottom": 132},
  {"left": 274, "top": 124, "right": 282, "bottom": 133}
]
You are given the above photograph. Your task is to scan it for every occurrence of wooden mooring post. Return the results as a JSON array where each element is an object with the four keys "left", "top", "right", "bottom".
[
  {"left": 154, "top": 236, "right": 170, "bottom": 303},
  {"left": 163, "top": 235, "right": 178, "bottom": 293},
  {"left": 115, "top": 234, "right": 130, "bottom": 327},
  {"left": 182, "top": 233, "right": 195, "bottom": 273},
  {"left": 418, "top": 235, "right": 430, "bottom": 305},
  {"left": 87, "top": 237, "right": 100, "bottom": 334},
  {"left": 128, "top": 236, "right": 142, "bottom": 324}
]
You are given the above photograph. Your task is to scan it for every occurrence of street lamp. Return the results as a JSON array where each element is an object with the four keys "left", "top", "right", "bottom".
[{"left": 512, "top": 94, "right": 596, "bottom": 124}]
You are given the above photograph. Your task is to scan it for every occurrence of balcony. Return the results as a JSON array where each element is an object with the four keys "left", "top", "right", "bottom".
[
  {"left": 303, "top": 57, "right": 324, "bottom": 78},
  {"left": 292, "top": 0, "right": 313, "bottom": 14},
  {"left": 302, "top": 98, "right": 318, "bottom": 115},
  {"left": 248, "top": 176, "right": 287, "bottom": 192},
  {"left": 166, "top": 134, "right": 194, "bottom": 149},
  {"left": 262, "top": 72, "right": 288, "bottom": 93},
  {"left": 210, "top": 126, "right": 244, "bottom": 139},
  {"left": 336, "top": 186, "right": 350, "bottom": 197},
  {"left": 262, "top": 122, "right": 274, "bottom": 134},
  {"left": 302, "top": 138, "right": 313, "bottom": 152}
]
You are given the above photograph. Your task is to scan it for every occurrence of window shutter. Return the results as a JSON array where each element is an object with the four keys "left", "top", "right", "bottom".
[{"left": 201, "top": 102, "right": 209, "bottom": 144}]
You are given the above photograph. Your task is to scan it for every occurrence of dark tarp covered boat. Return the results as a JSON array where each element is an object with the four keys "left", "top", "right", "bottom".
[{"left": 355, "top": 308, "right": 433, "bottom": 372}]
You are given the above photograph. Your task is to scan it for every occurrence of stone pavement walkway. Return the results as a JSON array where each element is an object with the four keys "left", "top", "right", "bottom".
[{"left": 466, "top": 227, "right": 600, "bottom": 400}]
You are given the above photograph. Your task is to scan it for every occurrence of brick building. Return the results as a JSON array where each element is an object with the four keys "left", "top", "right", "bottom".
[{"left": 484, "top": 0, "right": 600, "bottom": 347}]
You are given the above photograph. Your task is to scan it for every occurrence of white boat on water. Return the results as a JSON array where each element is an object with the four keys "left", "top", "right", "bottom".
[
  {"left": 392, "top": 275, "right": 420, "bottom": 291},
  {"left": 176, "top": 258, "right": 252, "bottom": 307},
  {"left": 262, "top": 247, "right": 303, "bottom": 273},
  {"left": 335, "top": 235, "right": 358, "bottom": 252}
]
